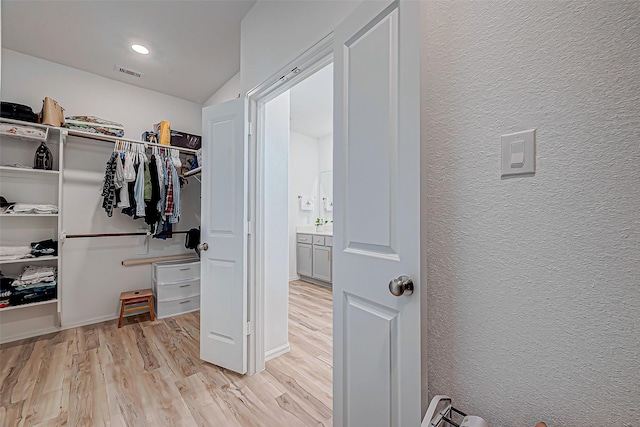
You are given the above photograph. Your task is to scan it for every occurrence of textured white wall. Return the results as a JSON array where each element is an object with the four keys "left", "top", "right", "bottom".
[
  {"left": 264, "top": 91, "right": 291, "bottom": 357},
  {"left": 1, "top": 49, "right": 201, "bottom": 137},
  {"left": 422, "top": 2, "right": 640, "bottom": 425}
]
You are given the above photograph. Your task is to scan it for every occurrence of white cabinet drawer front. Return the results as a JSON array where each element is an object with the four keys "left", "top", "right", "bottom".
[
  {"left": 297, "top": 234, "right": 312, "bottom": 243},
  {"left": 157, "top": 295, "right": 200, "bottom": 319},
  {"left": 154, "top": 260, "right": 200, "bottom": 282},
  {"left": 156, "top": 279, "right": 200, "bottom": 301},
  {"left": 324, "top": 236, "right": 333, "bottom": 247},
  {"left": 313, "top": 236, "right": 325, "bottom": 245}
]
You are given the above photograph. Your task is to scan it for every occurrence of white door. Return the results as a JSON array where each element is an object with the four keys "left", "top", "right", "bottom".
[
  {"left": 200, "top": 99, "right": 248, "bottom": 374},
  {"left": 333, "top": 0, "right": 421, "bottom": 425}
]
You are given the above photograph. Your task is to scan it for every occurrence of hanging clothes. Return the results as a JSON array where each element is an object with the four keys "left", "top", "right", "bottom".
[
  {"left": 101, "top": 152, "right": 118, "bottom": 217},
  {"left": 134, "top": 161, "right": 146, "bottom": 218}
]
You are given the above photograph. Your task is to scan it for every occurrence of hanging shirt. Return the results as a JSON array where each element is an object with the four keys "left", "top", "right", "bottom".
[
  {"left": 101, "top": 152, "right": 118, "bottom": 217},
  {"left": 134, "top": 162, "right": 146, "bottom": 217},
  {"left": 169, "top": 162, "right": 181, "bottom": 224}
]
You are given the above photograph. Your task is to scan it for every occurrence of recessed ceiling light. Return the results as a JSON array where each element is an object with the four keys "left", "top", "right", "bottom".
[{"left": 131, "top": 44, "right": 149, "bottom": 55}]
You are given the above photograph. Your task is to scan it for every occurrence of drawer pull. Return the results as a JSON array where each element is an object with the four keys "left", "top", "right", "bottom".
[
  {"left": 300, "top": 238, "right": 307, "bottom": 241},
  {"left": 179, "top": 284, "right": 191, "bottom": 288},
  {"left": 179, "top": 300, "right": 191, "bottom": 304},
  {"left": 179, "top": 268, "right": 191, "bottom": 271}
]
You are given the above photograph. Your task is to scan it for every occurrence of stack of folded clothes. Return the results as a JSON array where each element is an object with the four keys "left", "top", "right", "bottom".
[
  {"left": 0, "top": 273, "right": 14, "bottom": 308},
  {"left": 3, "top": 203, "right": 58, "bottom": 214},
  {"left": 9, "top": 265, "right": 57, "bottom": 306},
  {"left": 0, "top": 239, "right": 58, "bottom": 261}
]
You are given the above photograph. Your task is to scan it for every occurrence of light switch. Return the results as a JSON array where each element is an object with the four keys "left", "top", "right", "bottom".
[
  {"left": 510, "top": 140, "right": 525, "bottom": 167},
  {"left": 501, "top": 129, "right": 535, "bottom": 177}
]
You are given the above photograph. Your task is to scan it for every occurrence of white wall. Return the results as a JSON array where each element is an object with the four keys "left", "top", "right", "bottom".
[
  {"left": 288, "top": 131, "right": 320, "bottom": 280},
  {"left": 240, "top": 1, "right": 359, "bottom": 93},
  {"left": 0, "top": 49, "right": 202, "bottom": 338},
  {"left": 317, "top": 133, "right": 333, "bottom": 173},
  {"left": 202, "top": 72, "right": 241, "bottom": 107},
  {"left": 264, "top": 91, "right": 291, "bottom": 358},
  {"left": 2, "top": 49, "right": 202, "bottom": 137},
  {"left": 422, "top": 2, "right": 640, "bottom": 426}
]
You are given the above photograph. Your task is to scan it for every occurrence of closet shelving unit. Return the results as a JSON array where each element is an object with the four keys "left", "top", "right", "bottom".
[{"left": 0, "top": 118, "right": 64, "bottom": 318}]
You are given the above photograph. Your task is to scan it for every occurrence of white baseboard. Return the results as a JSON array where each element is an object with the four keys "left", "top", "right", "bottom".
[
  {"left": 265, "top": 342, "right": 290, "bottom": 361},
  {"left": 289, "top": 275, "right": 300, "bottom": 281},
  {"left": 0, "top": 326, "right": 60, "bottom": 345},
  {"left": 61, "top": 313, "right": 120, "bottom": 330}
]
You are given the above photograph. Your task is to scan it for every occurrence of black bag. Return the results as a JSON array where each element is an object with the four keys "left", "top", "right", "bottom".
[
  {"left": 1, "top": 102, "right": 38, "bottom": 123},
  {"left": 185, "top": 228, "right": 200, "bottom": 250}
]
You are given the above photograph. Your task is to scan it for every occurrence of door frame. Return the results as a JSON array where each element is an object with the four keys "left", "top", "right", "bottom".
[{"left": 246, "top": 33, "right": 334, "bottom": 374}]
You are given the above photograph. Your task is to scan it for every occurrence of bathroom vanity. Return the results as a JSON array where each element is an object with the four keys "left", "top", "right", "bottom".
[{"left": 296, "top": 228, "right": 332, "bottom": 287}]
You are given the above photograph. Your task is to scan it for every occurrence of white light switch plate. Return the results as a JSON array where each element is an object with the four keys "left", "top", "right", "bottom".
[{"left": 501, "top": 129, "right": 536, "bottom": 178}]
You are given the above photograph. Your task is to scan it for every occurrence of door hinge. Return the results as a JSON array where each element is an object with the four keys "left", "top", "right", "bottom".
[
  {"left": 245, "top": 321, "right": 255, "bottom": 336},
  {"left": 246, "top": 221, "right": 255, "bottom": 235}
]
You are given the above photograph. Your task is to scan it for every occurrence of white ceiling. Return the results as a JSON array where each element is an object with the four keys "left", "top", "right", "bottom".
[
  {"left": 290, "top": 63, "right": 333, "bottom": 139},
  {"left": 1, "top": 0, "right": 256, "bottom": 104}
]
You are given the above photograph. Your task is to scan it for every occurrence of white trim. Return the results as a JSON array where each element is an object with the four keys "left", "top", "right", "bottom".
[
  {"left": 246, "top": 33, "right": 334, "bottom": 375},
  {"left": 265, "top": 342, "right": 291, "bottom": 362},
  {"left": 0, "top": 326, "right": 60, "bottom": 344}
]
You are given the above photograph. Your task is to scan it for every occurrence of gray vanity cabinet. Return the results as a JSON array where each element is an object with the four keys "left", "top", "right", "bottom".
[
  {"left": 297, "top": 233, "right": 332, "bottom": 285},
  {"left": 296, "top": 234, "right": 313, "bottom": 278}
]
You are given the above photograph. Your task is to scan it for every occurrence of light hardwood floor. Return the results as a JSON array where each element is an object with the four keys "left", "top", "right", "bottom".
[{"left": 0, "top": 280, "right": 332, "bottom": 426}]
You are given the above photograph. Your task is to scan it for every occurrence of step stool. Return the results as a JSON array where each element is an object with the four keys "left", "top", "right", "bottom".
[{"left": 118, "top": 288, "right": 155, "bottom": 328}]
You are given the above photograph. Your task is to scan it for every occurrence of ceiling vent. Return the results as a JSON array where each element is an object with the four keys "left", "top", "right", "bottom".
[{"left": 115, "top": 65, "right": 143, "bottom": 78}]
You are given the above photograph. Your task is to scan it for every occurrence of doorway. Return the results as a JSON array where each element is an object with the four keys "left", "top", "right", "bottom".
[{"left": 259, "top": 62, "right": 334, "bottom": 417}]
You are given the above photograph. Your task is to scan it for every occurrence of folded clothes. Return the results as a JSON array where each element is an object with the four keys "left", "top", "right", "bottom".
[
  {"left": 63, "top": 116, "right": 125, "bottom": 137},
  {"left": 0, "top": 246, "right": 33, "bottom": 260},
  {"left": 5, "top": 204, "right": 58, "bottom": 214},
  {"left": 18, "top": 265, "right": 56, "bottom": 282},
  {"left": 13, "top": 279, "right": 57, "bottom": 291},
  {"left": 31, "top": 239, "right": 57, "bottom": 257}
]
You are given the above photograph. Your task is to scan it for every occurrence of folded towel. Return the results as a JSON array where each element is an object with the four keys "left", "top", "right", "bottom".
[
  {"left": 6, "top": 204, "right": 58, "bottom": 214},
  {"left": 0, "top": 246, "right": 33, "bottom": 260}
]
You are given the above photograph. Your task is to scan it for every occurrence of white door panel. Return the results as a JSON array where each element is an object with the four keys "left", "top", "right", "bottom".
[
  {"left": 200, "top": 99, "right": 248, "bottom": 374},
  {"left": 333, "top": 0, "right": 421, "bottom": 425}
]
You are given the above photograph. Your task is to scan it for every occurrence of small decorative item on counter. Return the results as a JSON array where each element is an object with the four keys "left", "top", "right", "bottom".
[
  {"left": 39, "top": 97, "right": 65, "bottom": 126},
  {"left": 34, "top": 141, "right": 53, "bottom": 170},
  {"left": 315, "top": 218, "right": 329, "bottom": 232}
]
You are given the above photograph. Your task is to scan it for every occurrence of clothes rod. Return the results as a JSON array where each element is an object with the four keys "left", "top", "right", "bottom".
[
  {"left": 66, "top": 129, "right": 199, "bottom": 154},
  {"left": 63, "top": 230, "right": 190, "bottom": 239}
]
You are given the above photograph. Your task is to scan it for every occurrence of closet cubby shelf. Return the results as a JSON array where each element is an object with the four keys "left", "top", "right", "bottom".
[
  {"left": 0, "top": 166, "right": 60, "bottom": 175},
  {"left": 0, "top": 298, "right": 57, "bottom": 312},
  {"left": 0, "top": 256, "right": 59, "bottom": 265}
]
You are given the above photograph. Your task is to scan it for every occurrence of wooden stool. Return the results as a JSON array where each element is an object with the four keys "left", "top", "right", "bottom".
[{"left": 118, "top": 288, "right": 155, "bottom": 328}]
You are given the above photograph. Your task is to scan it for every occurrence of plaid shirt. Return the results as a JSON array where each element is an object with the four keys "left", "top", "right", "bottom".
[{"left": 164, "top": 156, "right": 174, "bottom": 217}]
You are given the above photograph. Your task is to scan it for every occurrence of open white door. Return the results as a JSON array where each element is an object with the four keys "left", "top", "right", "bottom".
[
  {"left": 200, "top": 99, "right": 248, "bottom": 374},
  {"left": 333, "top": 0, "right": 421, "bottom": 426}
]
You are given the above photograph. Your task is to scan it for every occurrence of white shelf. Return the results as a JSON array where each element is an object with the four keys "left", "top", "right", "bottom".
[
  {"left": 0, "top": 256, "right": 59, "bottom": 265},
  {"left": 0, "top": 213, "right": 59, "bottom": 217},
  {"left": 0, "top": 298, "right": 57, "bottom": 312},
  {"left": 0, "top": 119, "right": 50, "bottom": 143},
  {"left": 183, "top": 166, "right": 201, "bottom": 177},
  {"left": 0, "top": 166, "right": 59, "bottom": 175}
]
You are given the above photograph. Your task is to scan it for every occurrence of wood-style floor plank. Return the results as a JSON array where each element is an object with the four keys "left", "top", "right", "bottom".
[{"left": 0, "top": 279, "right": 332, "bottom": 426}]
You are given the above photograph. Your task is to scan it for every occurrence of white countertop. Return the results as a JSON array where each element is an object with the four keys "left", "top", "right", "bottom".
[{"left": 296, "top": 226, "right": 333, "bottom": 237}]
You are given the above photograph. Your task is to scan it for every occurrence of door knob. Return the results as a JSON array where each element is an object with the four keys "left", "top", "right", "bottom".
[
  {"left": 197, "top": 242, "right": 209, "bottom": 252},
  {"left": 388, "top": 275, "right": 413, "bottom": 296}
]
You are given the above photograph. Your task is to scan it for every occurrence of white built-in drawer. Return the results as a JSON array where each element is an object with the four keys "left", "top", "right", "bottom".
[
  {"left": 297, "top": 234, "right": 312, "bottom": 243},
  {"left": 313, "top": 235, "right": 325, "bottom": 245},
  {"left": 325, "top": 236, "right": 333, "bottom": 247},
  {"left": 156, "top": 295, "right": 200, "bottom": 319},
  {"left": 153, "top": 259, "right": 200, "bottom": 283},
  {"left": 155, "top": 278, "right": 200, "bottom": 301}
]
